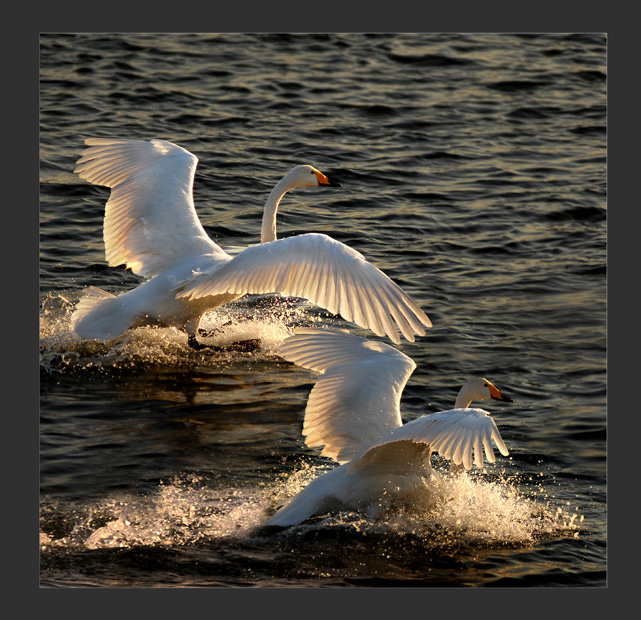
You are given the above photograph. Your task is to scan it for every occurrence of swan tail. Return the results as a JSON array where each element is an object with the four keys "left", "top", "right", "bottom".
[
  {"left": 71, "top": 286, "right": 130, "bottom": 340},
  {"left": 265, "top": 467, "right": 342, "bottom": 527},
  {"left": 265, "top": 494, "right": 319, "bottom": 527}
]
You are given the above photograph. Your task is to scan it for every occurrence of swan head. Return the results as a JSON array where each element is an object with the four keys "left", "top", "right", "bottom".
[
  {"left": 283, "top": 165, "right": 342, "bottom": 190},
  {"left": 261, "top": 165, "right": 341, "bottom": 243},
  {"left": 455, "top": 377, "right": 514, "bottom": 409}
]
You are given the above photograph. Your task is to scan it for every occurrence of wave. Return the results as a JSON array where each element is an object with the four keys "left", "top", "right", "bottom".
[{"left": 40, "top": 463, "right": 582, "bottom": 555}]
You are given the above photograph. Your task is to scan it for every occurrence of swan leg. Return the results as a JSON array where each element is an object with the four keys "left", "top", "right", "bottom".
[
  {"left": 187, "top": 333, "right": 262, "bottom": 352},
  {"left": 197, "top": 328, "right": 222, "bottom": 338},
  {"left": 192, "top": 318, "right": 261, "bottom": 352},
  {"left": 448, "top": 462, "right": 466, "bottom": 476},
  {"left": 218, "top": 338, "right": 262, "bottom": 352},
  {"left": 186, "top": 315, "right": 261, "bottom": 352},
  {"left": 197, "top": 320, "right": 232, "bottom": 338},
  {"left": 187, "top": 333, "right": 209, "bottom": 350}
]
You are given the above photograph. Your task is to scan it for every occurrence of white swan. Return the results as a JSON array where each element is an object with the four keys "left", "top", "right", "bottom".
[
  {"left": 266, "top": 328, "right": 513, "bottom": 527},
  {"left": 71, "top": 138, "right": 432, "bottom": 349}
]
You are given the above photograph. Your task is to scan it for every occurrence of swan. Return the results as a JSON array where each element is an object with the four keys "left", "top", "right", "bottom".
[
  {"left": 266, "top": 328, "right": 514, "bottom": 527},
  {"left": 71, "top": 138, "right": 432, "bottom": 349}
]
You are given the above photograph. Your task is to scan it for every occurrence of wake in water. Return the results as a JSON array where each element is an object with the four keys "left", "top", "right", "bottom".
[
  {"left": 40, "top": 463, "right": 582, "bottom": 556},
  {"left": 39, "top": 292, "right": 584, "bottom": 570},
  {"left": 264, "top": 461, "right": 583, "bottom": 547},
  {"left": 39, "top": 291, "right": 335, "bottom": 373},
  {"left": 40, "top": 474, "right": 270, "bottom": 551}
]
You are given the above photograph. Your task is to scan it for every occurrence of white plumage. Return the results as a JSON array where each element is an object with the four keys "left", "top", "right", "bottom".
[
  {"left": 267, "top": 328, "right": 513, "bottom": 527},
  {"left": 71, "top": 138, "right": 432, "bottom": 348}
]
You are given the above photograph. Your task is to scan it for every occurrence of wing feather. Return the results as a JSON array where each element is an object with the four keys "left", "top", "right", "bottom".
[
  {"left": 473, "top": 433, "right": 484, "bottom": 468},
  {"left": 360, "top": 407, "right": 509, "bottom": 471},
  {"left": 493, "top": 426, "right": 510, "bottom": 457},
  {"left": 347, "top": 440, "right": 430, "bottom": 476},
  {"left": 279, "top": 329, "right": 416, "bottom": 464},
  {"left": 362, "top": 274, "right": 396, "bottom": 342},
  {"left": 75, "top": 138, "right": 221, "bottom": 278},
  {"left": 303, "top": 255, "right": 323, "bottom": 304},
  {"left": 178, "top": 233, "right": 431, "bottom": 343},
  {"left": 483, "top": 435, "right": 496, "bottom": 463}
]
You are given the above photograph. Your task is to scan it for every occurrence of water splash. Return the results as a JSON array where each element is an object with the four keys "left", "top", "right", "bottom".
[
  {"left": 39, "top": 291, "right": 329, "bottom": 374},
  {"left": 40, "top": 461, "right": 582, "bottom": 558},
  {"left": 40, "top": 475, "right": 273, "bottom": 551},
  {"left": 264, "top": 462, "right": 583, "bottom": 547}
]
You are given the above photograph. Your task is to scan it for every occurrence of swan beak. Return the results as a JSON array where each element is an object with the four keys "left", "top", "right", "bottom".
[
  {"left": 314, "top": 170, "right": 342, "bottom": 187},
  {"left": 489, "top": 384, "right": 515, "bottom": 403}
]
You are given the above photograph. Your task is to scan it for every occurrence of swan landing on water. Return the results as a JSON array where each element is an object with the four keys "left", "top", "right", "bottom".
[
  {"left": 266, "top": 328, "right": 514, "bottom": 527},
  {"left": 70, "top": 138, "right": 431, "bottom": 349}
]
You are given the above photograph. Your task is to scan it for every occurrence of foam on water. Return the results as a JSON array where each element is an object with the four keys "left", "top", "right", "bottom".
[
  {"left": 40, "top": 475, "right": 273, "bottom": 551},
  {"left": 266, "top": 462, "right": 583, "bottom": 547},
  {"left": 39, "top": 290, "right": 585, "bottom": 560},
  {"left": 39, "top": 461, "right": 582, "bottom": 557},
  {"left": 39, "top": 291, "right": 328, "bottom": 374}
]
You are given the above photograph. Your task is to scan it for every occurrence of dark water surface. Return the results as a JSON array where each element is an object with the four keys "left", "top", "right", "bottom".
[{"left": 39, "top": 33, "right": 606, "bottom": 587}]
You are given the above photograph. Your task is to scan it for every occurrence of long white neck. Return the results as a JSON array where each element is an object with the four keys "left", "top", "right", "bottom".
[
  {"left": 454, "top": 382, "right": 484, "bottom": 409},
  {"left": 454, "top": 380, "right": 488, "bottom": 408},
  {"left": 261, "top": 176, "right": 294, "bottom": 243},
  {"left": 454, "top": 391, "right": 473, "bottom": 409}
]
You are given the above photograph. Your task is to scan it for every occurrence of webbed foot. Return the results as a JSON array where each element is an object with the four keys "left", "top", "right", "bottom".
[{"left": 188, "top": 334, "right": 262, "bottom": 352}]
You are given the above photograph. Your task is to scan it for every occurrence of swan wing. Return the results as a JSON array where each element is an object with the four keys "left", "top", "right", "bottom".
[
  {"left": 279, "top": 328, "right": 416, "bottom": 464},
  {"left": 359, "top": 408, "right": 509, "bottom": 471},
  {"left": 178, "top": 233, "right": 432, "bottom": 343},
  {"left": 346, "top": 439, "right": 432, "bottom": 477},
  {"left": 74, "top": 138, "right": 222, "bottom": 278}
]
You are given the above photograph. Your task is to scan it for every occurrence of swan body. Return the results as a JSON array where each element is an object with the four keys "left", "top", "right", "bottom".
[
  {"left": 71, "top": 138, "right": 431, "bottom": 348},
  {"left": 266, "top": 328, "right": 513, "bottom": 527}
]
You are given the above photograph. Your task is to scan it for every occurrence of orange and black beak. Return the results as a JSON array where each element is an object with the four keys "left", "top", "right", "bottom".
[
  {"left": 314, "top": 170, "right": 342, "bottom": 187},
  {"left": 489, "top": 383, "right": 515, "bottom": 403}
]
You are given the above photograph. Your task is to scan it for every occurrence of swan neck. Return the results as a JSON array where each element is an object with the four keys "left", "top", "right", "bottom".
[
  {"left": 261, "top": 176, "right": 292, "bottom": 243},
  {"left": 454, "top": 393, "right": 472, "bottom": 409}
]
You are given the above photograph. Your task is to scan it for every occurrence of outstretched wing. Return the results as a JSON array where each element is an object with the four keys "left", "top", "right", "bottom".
[
  {"left": 74, "top": 138, "right": 222, "bottom": 278},
  {"left": 356, "top": 407, "right": 509, "bottom": 471},
  {"left": 279, "top": 328, "right": 417, "bottom": 464},
  {"left": 178, "top": 233, "right": 432, "bottom": 343}
]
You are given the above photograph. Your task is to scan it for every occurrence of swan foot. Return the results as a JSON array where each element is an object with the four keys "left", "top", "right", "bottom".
[
  {"left": 197, "top": 320, "right": 233, "bottom": 338},
  {"left": 187, "top": 334, "right": 209, "bottom": 350},
  {"left": 215, "top": 338, "right": 262, "bottom": 353},
  {"left": 448, "top": 463, "right": 466, "bottom": 476},
  {"left": 187, "top": 334, "right": 262, "bottom": 352},
  {"left": 197, "top": 328, "right": 221, "bottom": 338}
]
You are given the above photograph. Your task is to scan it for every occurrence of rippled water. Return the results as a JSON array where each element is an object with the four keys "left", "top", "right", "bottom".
[{"left": 39, "top": 33, "right": 606, "bottom": 587}]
